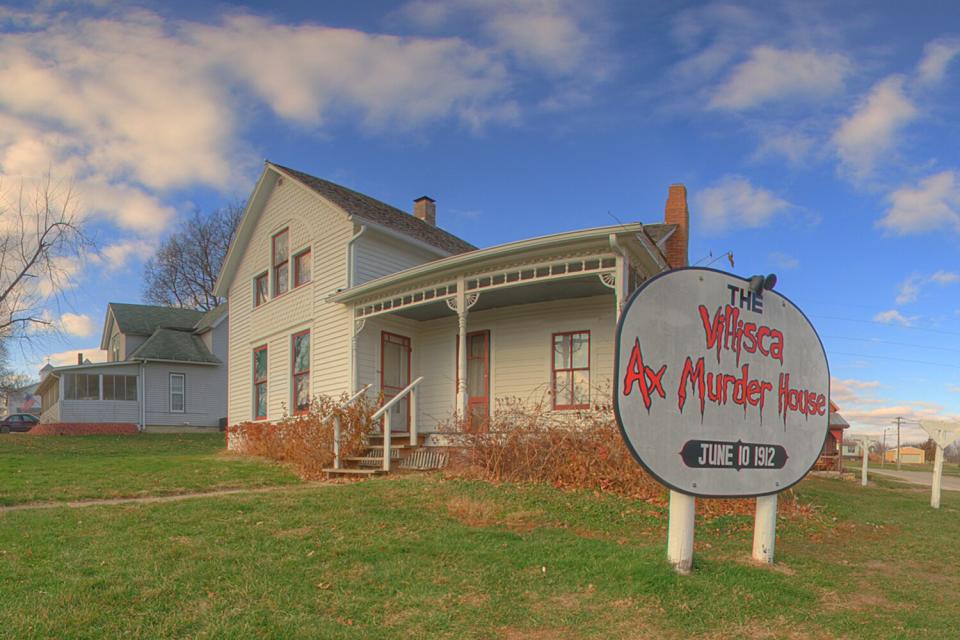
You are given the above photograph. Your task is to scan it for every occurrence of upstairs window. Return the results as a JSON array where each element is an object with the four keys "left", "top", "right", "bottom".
[
  {"left": 254, "top": 272, "right": 268, "bottom": 307},
  {"left": 294, "top": 248, "right": 311, "bottom": 287},
  {"left": 272, "top": 228, "right": 289, "bottom": 297},
  {"left": 291, "top": 330, "right": 311, "bottom": 415},
  {"left": 253, "top": 345, "right": 268, "bottom": 420},
  {"left": 170, "top": 373, "right": 185, "bottom": 413},
  {"left": 109, "top": 334, "right": 120, "bottom": 361},
  {"left": 552, "top": 331, "right": 590, "bottom": 410}
]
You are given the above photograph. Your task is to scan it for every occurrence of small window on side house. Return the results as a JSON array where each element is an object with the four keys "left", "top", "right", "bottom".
[
  {"left": 552, "top": 331, "right": 590, "bottom": 410},
  {"left": 294, "top": 248, "right": 311, "bottom": 287},
  {"left": 291, "top": 330, "right": 310, "bottom": 415},
  {"left": 170, "top": 373, "right": 185, "bottom": 413},
  {"left": 253, "top": 346, "right": 268, "bottom": 420},
  {"left": 110, "top": 334, "right": 120, "bottom": 361},
  {"left": 272, "top": 229, "right": 289, "bottom": 297},
  {"left": 255, "top": 272, "right": 268, "bottom": 307}
]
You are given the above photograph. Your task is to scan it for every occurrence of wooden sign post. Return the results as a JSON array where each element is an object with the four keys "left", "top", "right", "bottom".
[
  {"left": 919, "top": 421, "right": 960, "bottom": 509},
  {"left": 615, "top": 268, "right": 829, "bottom": 572}
]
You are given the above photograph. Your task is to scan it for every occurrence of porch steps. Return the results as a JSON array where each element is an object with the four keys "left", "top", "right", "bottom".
[
  {"left": 324, "top": 468, "right": 385, "bottom": 476},
  {"left": 323, "top": 431, "right": 445, "bottom": 478}
]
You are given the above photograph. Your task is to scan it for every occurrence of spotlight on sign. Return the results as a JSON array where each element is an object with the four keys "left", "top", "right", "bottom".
[{"left": 748, "top": 273, "right": 778, "bottom": 294}]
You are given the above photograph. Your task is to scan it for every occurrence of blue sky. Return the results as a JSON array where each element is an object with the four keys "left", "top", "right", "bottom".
[{"left": 1, "top": 0, "right": 959, "bottom": 439}]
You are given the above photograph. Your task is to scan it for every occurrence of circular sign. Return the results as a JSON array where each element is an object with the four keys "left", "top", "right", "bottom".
[{"left": 614, "top": 268, "right": 829, "bottom": 498}]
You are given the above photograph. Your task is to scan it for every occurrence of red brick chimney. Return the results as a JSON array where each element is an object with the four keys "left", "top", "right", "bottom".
[
  {"left": 77, "top": 352, "right": 83, "bottom": 365},
  {"left": 663, "top": 184, "right": 689, "bottom": 269},
  {"left": 413, "top": 196, "right": 436, "bottom": 226}
]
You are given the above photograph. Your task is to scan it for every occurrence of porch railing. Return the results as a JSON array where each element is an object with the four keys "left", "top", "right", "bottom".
[
  {"left": 333, "top": 384, "right": 372, "bottom": 470},
  {"left": 370, "top": 376, "right": 424, "bottom": 472}
]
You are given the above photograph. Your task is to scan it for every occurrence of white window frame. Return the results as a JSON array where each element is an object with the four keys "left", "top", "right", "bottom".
[{"left": 169, "top": 373, "right": 186, "bottom": 413}]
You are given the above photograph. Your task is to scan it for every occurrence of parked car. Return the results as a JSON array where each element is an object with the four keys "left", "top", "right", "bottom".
[{"left": 0, "top": 413, "right": 39, "bottom": 433}]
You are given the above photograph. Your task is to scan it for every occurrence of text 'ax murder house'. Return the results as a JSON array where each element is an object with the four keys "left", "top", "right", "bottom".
[{"left": 217, "top": 162, "right": 690, "bottom": 468}]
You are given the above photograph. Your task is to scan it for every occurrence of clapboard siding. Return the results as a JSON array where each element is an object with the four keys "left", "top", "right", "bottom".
[
  {"left": 61, "top": 400, "right": 140, "bottom": 423},
  {"left": 353, "top": 231, "right": 440, "bottom": 285},
  {"left": 143, "top": 363, "right": 223, "bottom": 427},
  {"left": 411, "top": 295, "right": 616, "bottom": 430},
  {"left": 227, "top": 175, "right": 354, "bottom": 423}
]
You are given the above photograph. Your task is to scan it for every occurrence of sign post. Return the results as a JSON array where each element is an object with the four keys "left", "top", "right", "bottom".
[
  {"left": 861, "top": 440, "right": 869, "bottom": 486},
  {"left": 919, "top": 421, "right": 960, "bottom": 509},
  {"left": 615, "top": 268, "right": 829, "bottom": 571}
]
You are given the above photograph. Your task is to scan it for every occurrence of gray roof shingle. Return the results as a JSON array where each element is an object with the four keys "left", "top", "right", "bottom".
[
  {"left": 194, "top": 303, "right": 227, "bottom": 333},
  {"left": 128, "top": 328, "right": 221, "bottom": 365},
  {"left": 272, "top": 164, "right": 477, "bottom": 255},
  {"left": 109, "top": 303, "right": 205, "bottom": 336}
]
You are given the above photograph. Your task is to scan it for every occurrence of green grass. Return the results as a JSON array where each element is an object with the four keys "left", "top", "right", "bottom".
[
  {"left": 0, "top": 433, "right": 299, "bottom": 505},
  {"left": 1, "top": 436, "right": 958, "bottom": 638},
  {"left": 846, "top": 459, "right": 960, "bottom": 476}
]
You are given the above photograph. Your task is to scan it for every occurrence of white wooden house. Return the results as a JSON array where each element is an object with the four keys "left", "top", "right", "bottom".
[
  {"left": 37, "top": 303, "right": 228, "bottom": 431},
  {"left": 217, "top": 162, "right": 690, "bottom": 455}
]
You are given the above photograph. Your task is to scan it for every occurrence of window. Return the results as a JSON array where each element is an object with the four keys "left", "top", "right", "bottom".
[
  {"left": 254, "top": 272, "right": 268, "bottom": 307},
  {"left": 170, "top": 373, "right": 185, "bottom": 413},
  {"left": 253, "top": 346, "right": 268, "bottom": 420},
  {"left": 64, "top": 374, "right": 100, "bottom": 400},
  {"left": 272, "top": 228, "right": 289, "bottom": 297},
  {"left": 552, "top": 331, "right": 590, "bottom": 410},
  {"left": 109, "top": 334, "right": 121, "bottom": 361},
  {"left": 103, "top": 375, "right": 138, "bottom": 401},
  {"left": 291, "top": 330, "right": 310, "bottom": 414},
  {"left": 294, "top": 248, "right": 311, "bottom": 287}
]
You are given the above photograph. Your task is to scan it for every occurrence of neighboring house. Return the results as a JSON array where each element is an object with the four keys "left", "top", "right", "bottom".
[
  {"left": 817, "top": 401, "right": 850, "bottom": 471},
  {"left": 885, "top": 446, "right": 926, "bottom": 465},
  {"left": 38, "top": 303, "right": 228, "bottom": 432},
  {"left": 1, "top": 382, "right": 41, "bottom": 416},
  {"left": 216, "top": 162, "right": 686, "bottom": 446},
  {"left": 840, "top": 441, "right": 861, "bottom": 458}
]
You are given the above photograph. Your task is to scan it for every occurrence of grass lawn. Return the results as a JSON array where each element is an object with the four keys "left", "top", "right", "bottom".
[
  {"left": 1, "top": 442, "right": 959, "bottom": 639},
  {"left": 845, "top": 459, "right": 960, "bottom": 476},
  {"left": 0, "top": 433, "right": 299, "bottom": 505}
]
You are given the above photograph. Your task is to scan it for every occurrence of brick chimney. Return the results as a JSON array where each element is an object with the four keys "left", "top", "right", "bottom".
[
  {"left": 663, "top": 184, "right": 689, "bottom": 269},
  {"left": 77, "top": 352, "right": 83, "bottom": 365},
  {"left": 413, "top": 196, "right": 436, "bottom": 226}
]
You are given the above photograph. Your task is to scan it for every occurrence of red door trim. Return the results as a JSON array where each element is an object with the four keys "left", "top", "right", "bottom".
[{"left": 380, "top": 331, "right": 412, "bottom": 431}]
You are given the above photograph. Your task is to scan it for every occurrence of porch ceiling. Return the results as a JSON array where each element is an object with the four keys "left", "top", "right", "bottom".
[{"left": 388, "top": 274, "right": 613, "bottom": 321}]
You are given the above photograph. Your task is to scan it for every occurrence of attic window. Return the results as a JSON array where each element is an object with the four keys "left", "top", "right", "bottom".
[{"left": 272, "top": 228, "right": 289, "bottom": 297}]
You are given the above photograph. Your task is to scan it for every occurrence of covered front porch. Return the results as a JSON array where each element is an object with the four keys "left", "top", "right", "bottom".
[{"left": 332, "top": 224, "right": 671, "bottom": 440}]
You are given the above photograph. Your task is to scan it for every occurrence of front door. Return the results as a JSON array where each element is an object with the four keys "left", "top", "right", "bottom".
[
  {"left": 462, "top": 330, "right": 490, "bottom": 432},
  {"left": 381, "top": 332, "right": 411, "bottom": 432}
]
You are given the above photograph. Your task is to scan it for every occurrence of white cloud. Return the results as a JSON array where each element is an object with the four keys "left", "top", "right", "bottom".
[
  {"left": 879, "top": 171, "right": 960, "bottom": 234},
  {"left": 895, "top": 270, "right": 960, "bottom": 305},
  {"left": 92, "top": 239, "right": 156, "bottom": 271},
  {"left": 917, "top": 38, "right": 960, "bottom": 86},
  {"left": 831, "top": 377, "right": 882, "bottom": 407},
  {"left": 753, "top": 131, "right": 817, "bottom": 165},
  {"left": 694, "top": 176, "right": 790, "bottom": 232},
  {"left": 768, "top": 251, "right": 799, "bottom": 269},
  {"left": 873, "top": 309, "right": 917, "bottom": 327},
  {"left": 59, "top": 312, "right": 94, "bottom": 337},
  {"left": 709, "top": 46, "right": 850, "bottom": 110},
  {"left": 833, "top": 76, "right": 917, "bottom": 178}
]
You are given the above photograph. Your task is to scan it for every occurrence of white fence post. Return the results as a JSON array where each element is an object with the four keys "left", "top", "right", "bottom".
[
  {"left": 861, "top": 443, "right": 869, "bottom": 487},
  {"left": 752, "top": 494, "right": 777, "bottom": 564},
  {"left": 383, "top": 411, "right": 392, "bottom": 472},
  {"left": 410, "top": 386, "right": 418, "bottom": 447},
  {"left": 932, "top": 434, "right": 944, "bottom": 509},
  {"left": 333, "top": 415, "right": 342, "bottom": 470},
  {"left": 666, "top": 490, "right": 695, "bottom": 574}
]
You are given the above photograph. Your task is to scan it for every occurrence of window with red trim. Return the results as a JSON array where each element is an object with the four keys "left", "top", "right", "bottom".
[
  {"left": 294, "top": 248, "right": 311, "bottom": 287},
  {"left": 254, "top": 272, "right": 268, "bottom": 307},
  {"left": 253, "top": 346, "right": 268, "bottom": 419},
  {"left": 291, "top": 330, "right": 310, "bottom": 414},
  {"left": 552, "top": 331, "right": 590, "bottom": 410},
  {"left": 272, "top": 228, "right": 289, "bottom": 297}
]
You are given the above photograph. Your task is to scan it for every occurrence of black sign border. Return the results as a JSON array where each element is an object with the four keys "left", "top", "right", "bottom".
[{"left": 612, "top": 266, "right": 831, "bottom": 498}]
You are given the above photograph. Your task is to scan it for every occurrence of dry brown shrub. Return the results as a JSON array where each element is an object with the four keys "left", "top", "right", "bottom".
[
  {"left": 445, "top": 395, "right": 810, "bottom": 519},
  {"left": 226, "top": 392, "right": 377, "bottom": 480}
]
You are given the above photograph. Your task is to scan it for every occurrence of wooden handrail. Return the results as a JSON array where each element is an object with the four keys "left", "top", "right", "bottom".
[
  {"left": 371, "top": 376, "right": 424, "bottom": 472},
  {"left": 371, "top": 377, "right": 424, "bottom": 420},
  {"left": 333, "top": 384, "right": 372, "bottom": 470}
]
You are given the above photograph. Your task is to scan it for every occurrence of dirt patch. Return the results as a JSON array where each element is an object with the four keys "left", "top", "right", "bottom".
[
  {"left": 445, "top": 497, "right": 546, "bottom": 532},
  {"left": 273, "top": 526, "right": 315, "bottom": 539}
]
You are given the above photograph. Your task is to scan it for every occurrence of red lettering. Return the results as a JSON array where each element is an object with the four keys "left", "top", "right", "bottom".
[
  {"left": 678, "top": 356, "right": 705, "bottom": 416},
  {"left": 698, "top": 305, "right": 725, "bottom": 364}
]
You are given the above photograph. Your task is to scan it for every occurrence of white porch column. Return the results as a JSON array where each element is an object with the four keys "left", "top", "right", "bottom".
[
  {"left": 448, "top": 278, "right": 478, "bottom": 420},
  {"left": 350, "top": 318, "right": 365, "bottom": 394}
]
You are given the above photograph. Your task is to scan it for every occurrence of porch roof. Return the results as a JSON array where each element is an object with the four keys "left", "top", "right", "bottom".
[{"left": 330, "top": 223, "right": 671, "bottom": 321}]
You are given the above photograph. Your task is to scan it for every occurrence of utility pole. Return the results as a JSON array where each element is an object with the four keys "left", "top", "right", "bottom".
[
  {"left": 895, "top": 417, "right": 903, "bottom": 471},
  {"left": 882, "top": 429, "right": 888, "bottom": 468}
]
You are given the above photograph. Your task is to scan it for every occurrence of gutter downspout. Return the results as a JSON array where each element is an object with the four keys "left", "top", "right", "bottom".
[{"left": 346, "top": 223, "right": 367, "bottom": 392}]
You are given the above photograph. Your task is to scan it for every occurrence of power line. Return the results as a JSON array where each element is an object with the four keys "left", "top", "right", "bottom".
[
  {"left": 822, "top": 334, "right": 960, "bottom": 354},
  {"left": 811, "top": 314, "right": 960, "bottom": 338},
  {"left": 829, "top": 351, "right": 960, "bottom": 370}
]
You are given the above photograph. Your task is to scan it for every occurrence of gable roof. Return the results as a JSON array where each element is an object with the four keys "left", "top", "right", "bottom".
[
  {"left": 108, "top": 303, "right": 205, "bottom": 337},
  {"left": 194, "top": 303, "right": 228, "bottom": 333},
  {"left": 128, "top": 328, "right": 221, "bottom": 365},
  {"left": 271, "top": 163, "right": 476, "bottom": 255}
]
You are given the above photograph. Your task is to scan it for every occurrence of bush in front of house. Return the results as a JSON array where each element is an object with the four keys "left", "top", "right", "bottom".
[
  {"left": 445, "top": 396, "right": 811, "bottom": 519},
  {"left": 227, "top": 393, "right": 377, "bottom": 479},
  {"left": 29, "top": 423, "right": 140, "bottom": 436}
]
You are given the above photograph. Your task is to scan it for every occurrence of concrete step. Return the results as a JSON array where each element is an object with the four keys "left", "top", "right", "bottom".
[{"left": 323, "top": 468, "right": 385, "bottom": 476}]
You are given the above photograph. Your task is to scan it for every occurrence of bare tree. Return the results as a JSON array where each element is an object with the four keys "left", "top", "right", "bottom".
[
  {"left": 143, "top": 204, "right": 243, "bottom": 311},
  {"left": 0, "top": 174, "right": 86, "bottom": 343}
]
